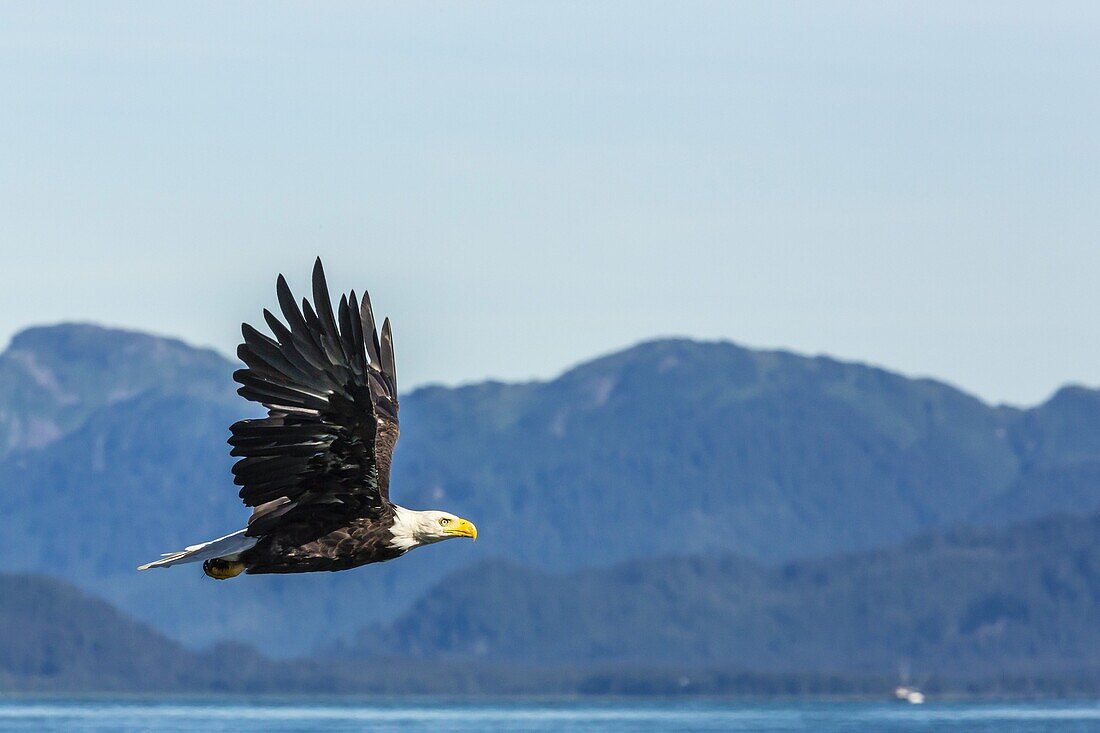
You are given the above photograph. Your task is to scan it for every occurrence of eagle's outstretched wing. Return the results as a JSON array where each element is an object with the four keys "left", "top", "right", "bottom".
[{"left": 228, "top": 258, "right": 400, "bottom": 538}]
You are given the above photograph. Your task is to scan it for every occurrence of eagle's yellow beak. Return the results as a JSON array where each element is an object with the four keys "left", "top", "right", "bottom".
[{"left": 445, "top": 518, "right": 478, "bottom": 540}]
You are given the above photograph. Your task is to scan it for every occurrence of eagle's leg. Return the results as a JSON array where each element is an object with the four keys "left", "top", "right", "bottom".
[{"left": 203, "top": 558, "right": 246, "bottom": 580}]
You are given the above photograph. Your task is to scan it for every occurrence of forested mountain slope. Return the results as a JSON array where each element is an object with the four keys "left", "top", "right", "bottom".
[{"left": 1, "top": 324, "right": 1098, "bottom": 654}]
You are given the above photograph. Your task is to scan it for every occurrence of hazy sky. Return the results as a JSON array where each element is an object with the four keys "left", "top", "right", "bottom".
[{"left": 1, "top": 2, "right": 1098, "bottom": 406}]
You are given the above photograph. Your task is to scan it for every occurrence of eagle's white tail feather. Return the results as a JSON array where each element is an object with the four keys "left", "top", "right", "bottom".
[{"left": 137, "top": 529, "right": 257, "bottom": 571}]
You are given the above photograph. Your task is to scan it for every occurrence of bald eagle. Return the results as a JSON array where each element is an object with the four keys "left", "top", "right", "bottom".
[{"left": 138, "top": 259, "right": 477, "bottom": 579}]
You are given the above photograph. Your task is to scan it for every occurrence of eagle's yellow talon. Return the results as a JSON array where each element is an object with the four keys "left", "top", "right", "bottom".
[{"left": 203, "top": 559, "right": 245, "bottom": 580}]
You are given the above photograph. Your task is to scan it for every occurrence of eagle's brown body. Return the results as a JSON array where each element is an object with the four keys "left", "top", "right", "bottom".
[{"left": 242, "top": 509, "right": 403, "bottom": 574}]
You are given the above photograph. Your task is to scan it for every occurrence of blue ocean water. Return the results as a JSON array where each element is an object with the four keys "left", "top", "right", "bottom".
[{"left": 1, "top": 698, "right": 1099, "bottom": 732}]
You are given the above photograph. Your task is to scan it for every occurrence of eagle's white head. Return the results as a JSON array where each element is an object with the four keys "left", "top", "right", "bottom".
[{"left": 389, "top": 506, "right": 478, "bottom": 551}]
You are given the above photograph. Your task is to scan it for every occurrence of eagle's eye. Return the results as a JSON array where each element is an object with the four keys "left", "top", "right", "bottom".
[{"left": 439, "top": 518, "right": 451, "bottom": 526}]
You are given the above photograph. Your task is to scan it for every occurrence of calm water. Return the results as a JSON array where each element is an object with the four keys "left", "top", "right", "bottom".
[{"left": 1, "top": 698, "right": 1099, "bottom": 732}]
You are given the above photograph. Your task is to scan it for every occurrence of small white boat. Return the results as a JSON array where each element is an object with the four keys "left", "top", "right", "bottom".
[{"left": 894, "top": 686, "right": 926, "bottom": 704}]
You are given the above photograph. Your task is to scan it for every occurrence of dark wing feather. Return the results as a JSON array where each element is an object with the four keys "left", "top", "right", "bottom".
[
  {"left": 361, "top": 291, "right": 382, "bottom": 367},
  {"left": 229, "top": 258, "right": 400, "bottom": 538}
]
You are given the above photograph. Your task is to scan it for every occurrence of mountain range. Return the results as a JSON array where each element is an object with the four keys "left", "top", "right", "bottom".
[
  {"left": 349, "top": 512, "right": 1100, "bottom": 683},
  {"left": 1, "top": 323, "right": 1099, "bottom": 656},
  {"left": 8, "top": 512, "right": 1100, "bottom": 695}
]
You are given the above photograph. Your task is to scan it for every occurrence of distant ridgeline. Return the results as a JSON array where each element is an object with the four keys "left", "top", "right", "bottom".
[
  {"left": 345, "top": 513, "right": 1100, "bottom": 681},
  {"left": 7, "top": 513, "right": 1100, "bottom": 694},
  {"left": 1, "top": 324, "right": 1100, "bottom": 660}
]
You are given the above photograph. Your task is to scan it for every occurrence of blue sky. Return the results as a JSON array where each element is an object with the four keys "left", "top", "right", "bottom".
[{"left": 1, "top": 2, "right": 1098, "bottom": 405}]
